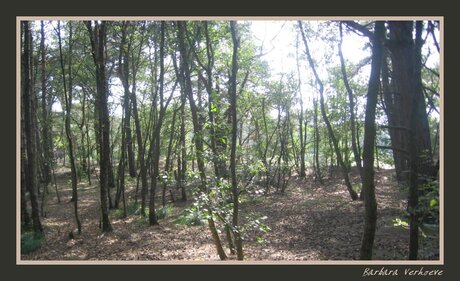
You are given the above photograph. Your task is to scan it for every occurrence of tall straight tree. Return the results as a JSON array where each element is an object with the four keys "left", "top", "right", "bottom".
[
  {"left": 57, "top": 21, "right": 81, "bottom": 234},
  {"left": 118, "top": 21, "right": 137, "bottom": 179},
  {"left": 298, "top": 21, "right": 358, "bottom": 200},
  {"left": 22, "top": 20, "right": 43, "bottom": 235},
  {"left": 85, "top": 20, "right": 112, "bottom": 232},
  {"left": 40, "top": 20, "right": 52, "bottom": 186},
  {"left": 359, "top": 21, "right": 385, "bottom": 260},
  {"left": 127, "top": 22, "right": 149, "bottom": 217},
  {"left": 387, "top": 21, "right": 435, "bottom": 259},
  {"left": 229, "top": 21, "right": 244, "bottom": 260}
]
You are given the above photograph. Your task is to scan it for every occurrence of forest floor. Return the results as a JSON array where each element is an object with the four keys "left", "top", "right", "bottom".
[{"left": 20, "top": 167, "right": 439, "bottom": 262}]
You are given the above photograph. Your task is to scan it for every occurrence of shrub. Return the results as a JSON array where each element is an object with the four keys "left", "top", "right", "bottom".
[{"left": 21, "top": 232, "right": 44, "bottom": 254}]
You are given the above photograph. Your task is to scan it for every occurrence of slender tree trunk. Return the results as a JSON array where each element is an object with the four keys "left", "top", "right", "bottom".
[
  {"left": 23, "top": 21, "right": 43, "bottom": 235},
  {"left": 177, "top": 21, "right": 227, "bottom": 260},
  {"left": 360, "top": 21, "right": 384, "bottom": 260},
  {"left": 58, "top": 21, "right": 81, "bottom": 234},
  {"left": 229, "top": 21, "right": 244, "bottom": 260},
  {"left": 313, "top": 96, "right": 323, "bottom": 183},
  {"left": 148, "top": 22, "right": 168, "bottom": 226},
  {"left": 296, "top": 35, "right": 306, "bottom": 178},
  {"left": 131, "top": 46, "right": 148, "bottom": 218},
  {"left": 20, "top": 72, "right": 31, "bottom": 228},
  {"left": 179, "top": 91, "right": 187, "bottom": 201},
  {"left": 86, "top": 21, "right": 112, "bottom": 232},
  {"left": 163, "top": 104, "right": 179, "bottom": 207},
  {"left": 338, "top": 22, "right": 363, "bottom": 199},
  {"left": 298, "top": 21, "right": 357, "bottom": 200},
  {"left": 40, "top": 21, "right": 52, "bottom": 186}
]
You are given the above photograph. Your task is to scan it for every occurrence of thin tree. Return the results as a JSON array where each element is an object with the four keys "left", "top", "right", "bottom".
[
  {"left": 295, "top": 34, "right": 307, "bottom": 178},
  {"left": 229, "top": 21, "right": 244, "bottom": 260},
  {"left": 57, "top": 21, "right": 81, "bottom": 234},
  {"left": 40, "top": 20, "right": 52, "bottom": 186},
  {"left": 149, "top": 21, "right": 176, "bottom": 226},
  {"left": 298, "top": 21, "right": 358, "bottom": 200},
  {"left": 360, "top": 21, "right": 385, "bottom": 260},
  {"left": 338, "top": 22, "right": 364, "bottom": 199},
  {"left": 85, "top": 20, "right": 112, "bottom": 232},
  {"left": 177, "top": 21, "right": 227, "bottom": 260}
]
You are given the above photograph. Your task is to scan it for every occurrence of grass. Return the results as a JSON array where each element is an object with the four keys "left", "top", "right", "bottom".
[{"left": 21, "top": 232, "right": 44, "bottom": 254}]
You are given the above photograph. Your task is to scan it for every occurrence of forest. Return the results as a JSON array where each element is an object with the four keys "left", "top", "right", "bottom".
[{"left": 19, "top": 19, "right": 441, "bottom": 261}]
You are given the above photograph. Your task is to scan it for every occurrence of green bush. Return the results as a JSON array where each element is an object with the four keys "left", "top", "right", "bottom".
[
  {"left": 156, "top": 205, "right": 174, "bottom": 220},
  {"left": 174, "top": 209, "right": 205, "bottom": 226},
  {"left": 21, "top": 232, "right": 44, "bottom": 254}
]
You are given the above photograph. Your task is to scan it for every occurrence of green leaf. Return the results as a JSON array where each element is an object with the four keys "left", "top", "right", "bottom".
[{"left": 430, "top": 198, "right": 438, "bottom": 208}]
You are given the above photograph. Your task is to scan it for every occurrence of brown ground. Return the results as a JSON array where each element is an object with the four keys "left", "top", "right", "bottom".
[{"left": 20, "top": 168, "right": 439, "bottom": 261}]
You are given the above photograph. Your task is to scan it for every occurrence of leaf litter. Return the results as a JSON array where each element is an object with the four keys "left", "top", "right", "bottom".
[{"left": 21, "top": 168, "right": 439, "bottom": 261}]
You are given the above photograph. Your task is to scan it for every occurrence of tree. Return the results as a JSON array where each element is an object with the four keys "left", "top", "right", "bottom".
[
  {"left": 22, "top": 20, "right": 43, "bottom": 235},
  {"left": 149, "top": 21, "right": 175, "bottom": 226},
  {"left": 40, "top": 21, "right": 53, "bottom": 186},
  {"left": 85, "top": 20, "right": 113, "bottom": 232},
  {"left": 338, "top": 22, "right": 363, "bottom": 198},
  {"left": 57, "top": 21, "right": 81, "bottom": 233},
  {"left": 229, "top": 20, "right": 244, "bottom": 260},
  {"left": 295, "top": 35, "right": 307, "bottom": 178},
  {"left": 387, "top": 21, "right": 436, "bottom": 259},
  {"left": 359, "top": 21, "right": 384, "bottom": 260},
  {"left": 298, "top": 21, "right": 358, "bottom": 200},
  {"left": 177, "top": 20, "right": 227, "bottom": 260}
]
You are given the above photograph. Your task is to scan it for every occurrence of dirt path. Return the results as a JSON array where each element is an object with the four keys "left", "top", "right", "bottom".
[{"left": 21, "top": 169, "right": 439, "bottom": 261}]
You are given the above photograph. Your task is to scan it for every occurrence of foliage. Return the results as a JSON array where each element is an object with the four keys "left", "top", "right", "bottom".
[
  {"left": 21, "top": 232, "right": 44, "bottom": 254},
  {"left": 156, "top": 205, "right": 175, "bottom": 220}
]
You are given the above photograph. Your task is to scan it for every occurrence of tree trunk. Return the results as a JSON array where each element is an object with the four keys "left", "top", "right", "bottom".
[
  {"left": 229, "top": 21, "right": 244, "bottom": 260},
  {"left": 381, "top": 52, "right": 408, "bottom": 182},
  {"left": 298, "top": 21, "right": 358, "bottom": 200},
  {"left": 388, "top": 21, "right": 435, "bottom": 259},
  {"left": 20, "top": 54, "right": 31, "bottom": 228},
  {"left": 360, "top": 21, "right": 384, "bottom": 260},
  {"left": 148, "top": 21, "right": 168, "bottom": 226},
  {"left": 58, "top": 21, "right": 82, "bottom": 233},
  {"left": 295, "top": 35, "right": 306, "bottom": 178},
  {"left": 177, "top": 21, "right": 227, "bottom": 260},
  {"left": 23, "top": 21, "right": 43, "bottom": 235},
  {"left": 40, "top": 21, "right": 52, "bottom": 186},
  {"left": 86, "top": 20, "right": 112, "bottom": 232},
  {"left": 338, "top": 22, "right": 363, "bottom": 199},
  {"left": 313, "top": 96, "right": 323, "bottom": 184}
]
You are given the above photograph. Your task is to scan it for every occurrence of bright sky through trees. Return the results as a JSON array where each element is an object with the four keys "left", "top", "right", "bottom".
[{"left": 50, "top": 20, "right": 440, "bottom": 118}]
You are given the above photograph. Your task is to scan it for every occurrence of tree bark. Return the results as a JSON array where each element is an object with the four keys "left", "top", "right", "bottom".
[
  {"left": 360, "top": 21, "right": 384, "bottom": 260},
  {"left": 86, "top": 21, "right": 112, "bottom": 232},
  {"left": 313, "top": 96, "right": 323, "bottom": 184},
  {"left": 23, "top": 20, "right": 43, "bottom": 235},
  {"left": 40, "top": 21, "right": 52, "bottom": 186},
  {"left": 229, "top": 21, "right": 244, "bottom": 260},
  {"left": 20, "top": 24, "right": 31, "bottom": 227}
]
